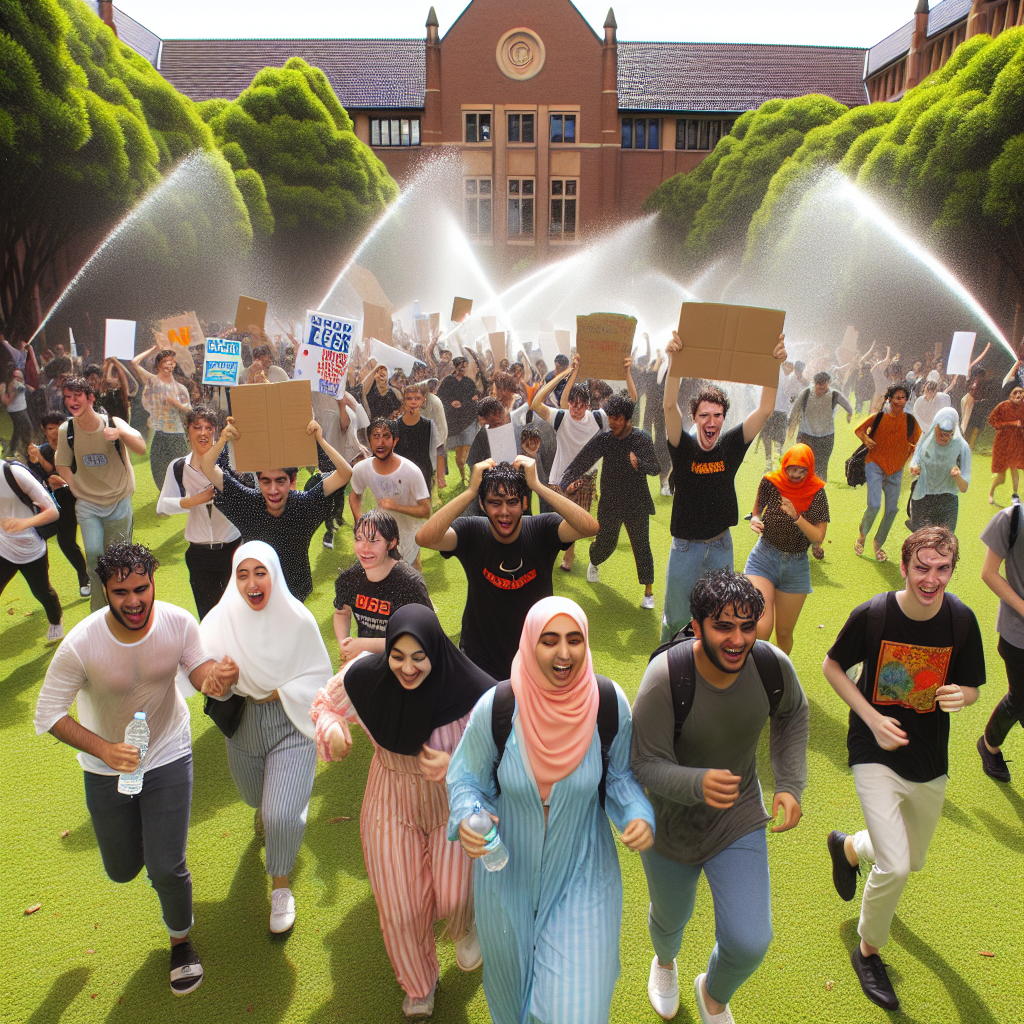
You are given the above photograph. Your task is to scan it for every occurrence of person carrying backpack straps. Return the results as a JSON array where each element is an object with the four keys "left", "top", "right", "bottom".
[
  {"left": 787, "top": 370, "right": 853, "bottom": 486},
  {"left": 630, "top": 568, "right": 809, "bottom": 1023}
]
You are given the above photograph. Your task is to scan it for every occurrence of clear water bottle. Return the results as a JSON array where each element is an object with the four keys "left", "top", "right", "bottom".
[
  {"left": 117, "top": 712, "right": 149, "bottom": 796},
  {"left": 466, "top": 800, "right": 508, "bottom": 872}
]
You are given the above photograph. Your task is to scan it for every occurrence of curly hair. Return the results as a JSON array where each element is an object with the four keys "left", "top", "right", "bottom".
[
  {"left": 603, "top": 393, "right": 634, "bottom": 420},
  {"left": 690, "top": 568, "right": 765, "bottom": 627},
  {"left": 61, "top": 376, "right": 95, "bottom": 398},
  {"left": 368, "top": 417, "right": 395, "bottom": 439},
  {"left": 184, "top": 405, "right": 219, "bottom": 430},
  {"left": 96, "top": 542, "right": 159, "bottom": 585},
  {"left": 476, "top": 396, "right": 506, "bottom": 420},
  {"left": 568, "top": 382, "right": 590, "bottom": 406},
  {"left": 479, "top": 462, "right": 530, "bottom": 503}
]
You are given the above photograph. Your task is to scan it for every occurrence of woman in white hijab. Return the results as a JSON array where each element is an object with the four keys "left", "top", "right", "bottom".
[
  {"left": 197, "top": 540, "right": 332, "bottom": 933},
  {"left": 908, "top": 407, "right": 970, "bottom": 531}
]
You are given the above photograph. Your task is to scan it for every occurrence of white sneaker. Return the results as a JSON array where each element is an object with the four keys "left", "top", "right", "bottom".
[
  {"left": 455, "top": 925, "right": 482, "bottom": 970},
  {"left": 47, "top": 621, "right": 64, "bottom": 643},
  {"left": 660, "top": 482, "right": 671, "bottom": 496},
  {"left": 648, "top": 956, "right": 679, "bottom": 1019},
  {"left": 269, "top": 887, "right": 295, "bottom": 933},
  {"left": 79, "top": 582, "right": 91, "bottom": 598},
  {"left": 586, "top": 562, "right": 599, "bottom": 583},
  {"left": 402, "top": 984, "right": 436, "bottom": 1018},
  {"left": 641, "top": 594, "right": 655, "bottom": 610},
  {"left": 695, "top": 972, "right": 735, "bottom": 1023}
]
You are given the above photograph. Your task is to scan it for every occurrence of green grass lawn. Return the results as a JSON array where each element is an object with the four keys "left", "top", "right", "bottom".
[{"left": 2, "top": 411, "right": 1020, "bottom": 1024}]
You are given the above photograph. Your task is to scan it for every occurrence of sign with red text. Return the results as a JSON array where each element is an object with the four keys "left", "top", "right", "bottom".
[{"left": 292, "top": 311, "right": 357, "bottom": 397}]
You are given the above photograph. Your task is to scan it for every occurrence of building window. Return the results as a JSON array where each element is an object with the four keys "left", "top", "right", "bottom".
[
  {"left": 549, "top": 113, "right": 576, "bottom": 144},
  {"left": 675, "top": 118, "right": 734, "bottom": 151},
  {"left": 549, "top": 179, "right": 577, "bottom": 241},
  {"left": 465, "top": 112, "right": 491, "bottom": 143},
  {"left": 507, "top": 112, "right": 535, "bottom": 144},
  {"left": 507, "top": 178, "right": 534, "bottom": 238},
  {"left": 371, "top": 118, "right": 421, "bottom": 147},
  {"left": 465, "top": 178, "right": 492, "bottom": 239},
  {"left": 621, "top": 118, "right": 660, "bottom": 149}
]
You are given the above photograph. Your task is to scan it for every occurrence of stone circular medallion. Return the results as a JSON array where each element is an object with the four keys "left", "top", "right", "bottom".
[{"left": 496, "top": 28, "right": 545, "bottom": 81}]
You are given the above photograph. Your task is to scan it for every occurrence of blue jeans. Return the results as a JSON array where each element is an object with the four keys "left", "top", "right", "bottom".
[
  {"left": 641, "top": 829, "right": 773, "bottom": 1005},
  {"left": 860, "top": 463, "right": 903, "bottom": 547},
  {"left": 77, "top": 494, "right": 133, "bottom": 611},
  {"left": 662, "top": 533, "right": 734, "bottom": 641}
]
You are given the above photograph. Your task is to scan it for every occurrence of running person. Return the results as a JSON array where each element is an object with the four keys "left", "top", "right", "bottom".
[
  {"left": 131, "top": 345, "right": 192, "bottom": 487},
  {"left": 907, "top": 407, "right": 970, "bottom": 532}
]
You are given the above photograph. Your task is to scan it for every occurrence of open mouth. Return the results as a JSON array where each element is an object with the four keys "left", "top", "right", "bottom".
[
  {"left": 121, "top": 603, "right": 147, "bottom": 627},
  {"left": 918, "top": 584, "right": 941, "bottom": 599},
  {"left": 551, "top": 660, "right": 574, "bottom": 681},
  {"left": 701, "top": 426, "right": 719, "bottom": 446},
  {"left": 719, "top": 644, "right": 747, "bottom": 667},
  {"left": 245, "top": 588, "right": 267, "bottom": 609}
]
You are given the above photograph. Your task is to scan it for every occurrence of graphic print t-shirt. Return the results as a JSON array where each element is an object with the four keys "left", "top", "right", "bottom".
[
  {"left": 333, "top": 560, "right": 431, "bottom": 638},
  {"left": 668, "top": 424, "right": 751, "bottom": 539},
  {"left": 441, "top": 512, "right": 569, "bottom": 679},
  {"left": 828, "top": 592, "right": 985, "bottom": 782}
]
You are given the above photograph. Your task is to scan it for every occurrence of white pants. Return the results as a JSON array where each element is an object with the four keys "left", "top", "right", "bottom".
[{"left": 851, "top": 762, "right": 947, "bottom": 949}]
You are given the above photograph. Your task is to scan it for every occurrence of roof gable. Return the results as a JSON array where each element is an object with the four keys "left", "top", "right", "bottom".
[{"left": 866, "top": 0, "right": 971, "bottom": 76}]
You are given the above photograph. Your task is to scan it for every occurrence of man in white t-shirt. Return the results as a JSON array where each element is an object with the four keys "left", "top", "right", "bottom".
[
  {"left": 34, "top": 542, "right": 238, "bottom": 996},
  {"left": 349, "top": 418, "right": 431, "bottom": 572},
  {"left": 0, "top": 457, "right": 62, "bottom": 640},
  {"left": 912, "top": 377, "right": 951, "bottom": 432}
]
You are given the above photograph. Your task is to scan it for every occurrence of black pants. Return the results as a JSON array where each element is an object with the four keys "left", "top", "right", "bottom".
[
  {"left": 54, "top": 488, "right": 89, "bottom": 586},
  {"left": 7, "top": 409, "right": 31, "bottom": 456},
  {"left": 987, "top": 636, "right": 1024, "bottom": 748},
  {"left": 185, "top": 539, "right": 240, "bottom": 619},
  {"left": 797, "top": 432, "right": 835, "bottom": 483},
  {"left": 0, "top": 551, "right": 62, "bottom": 624},
  {"left": 306, "top": 471, "right": 345, "bottom": 537},
  {"left": 588, "top": 502, "right": 655, "bottom": 585}
]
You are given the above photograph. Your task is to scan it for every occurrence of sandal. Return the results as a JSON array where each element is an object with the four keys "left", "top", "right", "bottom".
[
  {"left": 854, "top": 538, "right": 865, "bottom": 557},
  {"left": 875, "top": 548, "right": 888, "bottom": 562}
]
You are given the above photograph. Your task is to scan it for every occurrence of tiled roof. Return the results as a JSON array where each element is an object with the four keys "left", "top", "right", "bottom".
[
  {"left": 618, "top": 42, "right": 869, "bottom": 112},
  {"left": 157, "top": 38, "right": 426, "bottom": 106},
  {"left": 84, "top": 2, "right": 161, "bottom": 64},
  {"left": 866, "top": 0, "right": 971, "bottom": 76}
]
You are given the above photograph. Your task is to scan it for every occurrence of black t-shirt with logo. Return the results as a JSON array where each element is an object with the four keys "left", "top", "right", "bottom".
[
  {"left": 668, "top": 424, "right": 751, "bottom": 540},
  {"left": 333, "top": 560, "right": 432, "bottom": 638},
  {"left": 827, "top": 592, "right": 985, "bottom": 782},
  {"left": 441, "top": 512, "right": 569, "bottom": 679}
]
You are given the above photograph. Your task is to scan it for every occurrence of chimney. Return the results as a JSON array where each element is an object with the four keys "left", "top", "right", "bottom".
[
  {"left": 966, "top": 0, "right": 989, "bottom": 38},
  {"left": 905, "top": 0, "right": 929, "bottom": 91},
  {"left": 423, "top": 8, "right": 441, "bottom": 146},
  {"left": 600, "top": 8, "right": 619, "bottom": 224},
  {"left": 98, "top": 1, "right": 118, "bottom": 36}
]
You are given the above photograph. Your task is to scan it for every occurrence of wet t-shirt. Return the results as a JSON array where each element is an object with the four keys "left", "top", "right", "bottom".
[
  {"left": 333, "top": 561, "right": 431, "bottom": 638},
  {"left": 668, "top": 425, "right": 750, "bottom": 539}
]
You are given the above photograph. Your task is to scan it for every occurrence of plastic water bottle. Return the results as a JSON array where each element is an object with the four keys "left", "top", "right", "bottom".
[
  {"left": 466, "top": 800, "right": 508, "bottom": 872},
  {"left": 117, "top": 712, "right": 149, "bottom": 796}
]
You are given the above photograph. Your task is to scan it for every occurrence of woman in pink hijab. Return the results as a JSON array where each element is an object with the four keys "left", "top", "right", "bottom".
[{"left": 446, "top": 596, "right": 655, "bottom": 1024}]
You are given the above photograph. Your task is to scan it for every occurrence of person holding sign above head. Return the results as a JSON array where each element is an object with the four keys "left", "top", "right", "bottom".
[
  {"left": 659, "top": 329, "right": 787, "bottom": 641},
  {"left": 131, "top": 345, "right": 192, "bottom": 488},
  {"left": 361, "top": 359, "right": 403, "bottom": 422}
]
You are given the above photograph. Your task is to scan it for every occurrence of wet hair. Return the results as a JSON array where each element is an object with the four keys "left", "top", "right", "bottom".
[
  {"left": 252, "top": 345, "right": 272, "bottom": 361},
  {"left": 84, "top": 363, "right": 102, "bottom": 379},
  {"left": 479, "top": 462, "right": 530, "bottom": 503},
  {"left": 689, "top": 383, "right": 730, "bottom": 419},
  {"left": 45, "top": 356, "right": 73, "bottom": 381},
  {"left": 368, "top": 416, "right": 395, "bottom": 440},
  {"left": 96, "top": 542, "right": 159, "bottom": 586},
  {"left": 476, "top": 395, "right": 505, "bottom": 420},
  {"left": 603, "top": 393, "right": 634, "bottom": 420},
  {"left": 452, "top": 355, "right": 469, "bottom": 369},
  {"left": 519, "top": 425, "right": 541, "bottom": 445},
  {"left": 690, "top": 568, "right": 766, "bottom": 627},
  {"left": 184, "top": 405, "right": 218, "bottom": 430},
  {"left": 902, "top": 526, "right": 959, "bottom": 572},
  {"left": 492, "top": 371, "right": 516, "bottom": 394},
  {"left": 554, "top": 354, "right": 570, "bottom": 368},
  {"left": 884, "top": 383, "right": 909, "bottom": 402},
  {"left": 793, "top": 361, "right": 806, "bottom": 374},
  {"left": 40, "top": 411, "right": 68, "bottom": 429},
  {"left": 813, "top": 371, "right": 831, "bottom": 385},
  {"left": 155, "top": 348, "right": 177, "bottom": 365},
  {"left": 511, "top": 362, "right": 525, "bottom": 374},
  {"left": 568, "top": 382, "right": 590, "bottom": 406},
  {"left": 257, "top": 467, "right": 298, "bottom": 482},
  {"left": 352, "top": 509, "right": 401, "bottom": 560},
  {"left": 61, "top": 375, "right": 95, "bottom": 398},
  {"left": 402, "top": 382, "right": 422, "bottom": 397}
]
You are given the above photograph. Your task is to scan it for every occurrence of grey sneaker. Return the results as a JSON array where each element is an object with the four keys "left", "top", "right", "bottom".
[{"left": 402, "top": 984, "right": 436, "bottom": 1018}]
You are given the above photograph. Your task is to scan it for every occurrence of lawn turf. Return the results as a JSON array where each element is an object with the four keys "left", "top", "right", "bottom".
[{"left": 1, "top": 409, "right": 1020, "bottom": 1024}]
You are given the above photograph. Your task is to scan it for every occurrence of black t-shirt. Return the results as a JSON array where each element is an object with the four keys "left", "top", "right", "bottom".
[
  {"left": 391, "top": 416, "right": 434, "bottom": 489},
  {"left": 334, "top": 560, "right": 432, "bottom": 638},
  {"left": 827, "top": 592, "right": 986, "bottom": 782},
  {"left": 437, "top": 374, "right": 480, "bottom": 435},
  {"left": 366, "top": 385, "right": 401, "bottom": 421},
  {"left": 213, "top": 471, "right": 331, "bottom": 602},
  {"left": 441, "top": 512, "right": 569, "bottom": 679},
  {"left": 668, "top": 424, "right": 751, "bottom": 540}
]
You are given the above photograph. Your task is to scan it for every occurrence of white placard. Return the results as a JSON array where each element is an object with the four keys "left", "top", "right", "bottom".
[
  {"left": 292, "top": 311, "right": 357, "bottom": 397},
  {"left": 486, "top": 421, "right": 518, "bottom": 465},
  {"left": 104, "top": 319, "right": 136, "bottom": 360},
  {"left": 554, "top": 329, "right": 571, "bottom": 356},
  {"left": 946, "top": 331, "right": 976, "bottom": 377},
  {"left": 203, "top": 337, "right": 244, "bottom": 386},
  {"left": 538, "top": 332, "right": 558, "bottom": 365},
  {"left": 482, "top": 315, "right": 498, "bottom": 333},
  {"left": 370, "top": 339, "right": 416, "bottom": 377}
]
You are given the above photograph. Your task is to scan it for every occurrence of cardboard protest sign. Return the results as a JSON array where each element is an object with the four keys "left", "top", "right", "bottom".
[
  {"left": 488, "top": 331, "right": 507, "bottom": 367},
  {"left": 538, "top": 332, "right": 558, "bottom": 365},
  {"left": 235, "top": 296, "right": 268, "bottom": 334},
  {"left": 203, "top": 337, "right": 244, "bottom": 386},
  {"left": 946, "top": 332, "right": 977, "bottom": 376},
  {"left": 575, "top": 314, "right": 637, "bottom": 380},
  {"left": 414, "top": 318, "right": 432, "bottom": 345},
  {"left": 482, "top": 316, "right": 498, "bottom": 333},
  {"left": 229, "top": 380, "right": 316, "bottom": 472},
  {"left": 671, "top": 303, "right": 786, "bottom": 388},
  {"left": 429, "top": 312, "right": 440, "bottom": 333},
  {"left": 292, "top": 312, "right": 356, "bottom": 397},
  {"left": 451, "top": 297, "right": 473, "bottom": 323},
  {"left": 105, "top": 319, "right": 136, "bottom": 360},
  {"left": 370, "top": 339, "right": 416, "bottom": 377},
  {"left": 362, "top": 302, "right": 393, "bottom": 344},
  {"left": 486, "top": 421, "right": 518, "bottom": 464},
  {"left": 554, "top": 329, "right": 571, "bottom": 356}
]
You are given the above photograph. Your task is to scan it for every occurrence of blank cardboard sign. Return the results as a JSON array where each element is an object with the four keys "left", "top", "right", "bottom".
[
  {"left": 488, "top": 331, "right": 507, "bottom": 366},
  {"left": 671, "top": 303, "right": 786, "bottom": 388},
  {"left": 229, "top": 380, "right": 316, "bottom": 473},
  {"left": 451, "top": 297, "right": 473, "bottom": 323},
  {"left": 362, "top": 302, "right": 393, "bottom": 344},
  {"left": 235, "top": 295, "right": 268, "bottom": 333},
  {"left": 576, "top": 314, "right": 637, "bottom": 380},
  {"left": 554, "top": 329, "right": 571, "bottom": 356}
]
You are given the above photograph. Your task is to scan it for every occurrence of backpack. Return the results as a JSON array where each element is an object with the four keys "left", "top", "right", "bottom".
[
  {"left": 1009, "top": 501, "right": 1021, "bottom": 551},
  {"left": 171, "top": 456, "right": 187, "bottom": 497},
  {"left": 799, "top": 388, "right": 840, "bottom": 415},
  {"left": 553, "top": 409, "right": 604, "bottom": 432},
  {"left": 2, "top": 460, "right": 58, "bottom": 540},
  {"left": 490, "top": 675, "right": 619, "bottom": 809},
  {"left": 648, "top": 634, "right": 785, "bottom": 738},
  {"left": 65, "top": 415, "right": 123, "bottom": 475},
  {"left": 845, "top": 411, "right": 916, "bottom": 488}
]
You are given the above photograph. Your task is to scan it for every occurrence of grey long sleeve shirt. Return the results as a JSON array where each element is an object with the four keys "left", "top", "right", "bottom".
[{"left": 630, "top": 645, "right": 809, "bottom": 864}]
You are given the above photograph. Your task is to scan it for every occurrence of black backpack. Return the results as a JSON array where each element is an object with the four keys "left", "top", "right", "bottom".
[
  {"left": 490, "top": 675, "right": 619, "bottom": 809},
  {"left": 171, "top": 456, "right": 187, "bottom": 496},
  {"left": 65, "top": 415, "right": 123, "bottom": 475},
  {"left": 2, "top": 460, "right": 59, "bottom": 540},
  {"left": 845, "top": 411, "right": 917, "bottom": 488}
]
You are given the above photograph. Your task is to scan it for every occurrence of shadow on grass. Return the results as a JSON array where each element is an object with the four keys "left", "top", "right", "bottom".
[
  {"left": 994, "top": 781, "right": 1024, "bottom": 823},
  {"left": 940, "top": 797, "right": 977, "bottom": 833},
  {"left": 187, "top": 721, "right": 252, "bottom": 829},
  {"left": 804, "top": 692, "right": 852, "bottom": 773},
  {"left": 0, "top": 648, "right": 58, "bottom": 732},
  {"left": 27, "top": 966, "right": 91, "bottom": 1024},
  {"left": 973, "top": 807, "right": 1024, "bottom": 854}
]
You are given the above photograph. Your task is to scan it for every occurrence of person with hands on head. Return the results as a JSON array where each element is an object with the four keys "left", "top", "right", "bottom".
[
  {"left": 446, "top": 597, "right": 655, "bottom": 1024},
  {"left": 822, "top": 527, "right": 983, "bottom": 1014},
  {"left": 131, "top": 344, "right": 192, "bottom": 487},
  {"left": 311, "top": 606, "right": 493, "bottom": 1019},
  {"left": 631, "top": 569, "right": 808, "bottom": 1024}
]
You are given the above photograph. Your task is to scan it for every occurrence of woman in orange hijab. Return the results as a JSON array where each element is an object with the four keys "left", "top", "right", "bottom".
[{"left": 744, "top": 443, "right": 829, "bottom": 654}]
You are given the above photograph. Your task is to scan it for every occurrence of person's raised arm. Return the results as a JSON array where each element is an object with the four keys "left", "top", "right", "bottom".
[
  {"left": 1002, "top": 361, "right": 1021, "bottom": 388},
  {"left": 559, "top": 354, "right": 581, "bottom": 409},
  {"left": 131, "top": 344, "right": 158, "bottom": 382},
  {"left": 337, "top": 394, "right": 352, "bottom": 432},
  {"left": 742, "top": 335, "right": 787, "bottom": 444},
  {"left": 306, "top": 420, "right": 352, "bottom": 495},
  {"left": 969, "top": 342, "right": 991, "bottom": 373},
  {"left": 199, "top": 417, "right": 237, "bottom": 490},
  {"left": 624, "top": 356, "right": 637, "bottom": 401},
  {"left": 360, "top": 358, "right": 379, "bottom": 390},
  {"left": 515, "top": 455, "right": 598, "bottom": 543},
  {"left": 662, "top": 332, "right": 684, "bottom": 447},
  {"left": 416, "top": 459, "right": 492, "bottom": 551},
  {"left": 530, "top": 363, "right": 573, "bottom": 422},
  {"left": 643, "top": 332, "right": 651, "bottom": 364}
]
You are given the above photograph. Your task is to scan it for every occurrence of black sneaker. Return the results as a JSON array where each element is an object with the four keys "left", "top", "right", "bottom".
[
  {"left": 169, "top": 939, "right": 203, "bottom": 996},
  {"left": 322, "top": 533, "right": 334, "bottom": 550},
  {"left": 827, "top": 829, "right": 858, "bottom": 901},
  {"left": 850, "top": 946, "right": 899, "bottom": 1011},
  {"left": 977, "top": 735, "right": 1011, "bottom": 782}
]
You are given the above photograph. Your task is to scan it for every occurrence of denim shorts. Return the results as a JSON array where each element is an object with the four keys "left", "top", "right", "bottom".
[
  {"left": 447, "top": 421, "right": 479, "bottom": 449},
  {"left": 744, "top": 537, "right": 812, "bottom": 594}
]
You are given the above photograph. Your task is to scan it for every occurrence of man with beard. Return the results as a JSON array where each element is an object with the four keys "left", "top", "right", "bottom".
[
  {"left": 631, "top": 569, "right": 808, "bottom": 1023},
  {"left": 416, "top": 457, "right": 598, "bottom": 679},
  {"left": 660, "top": 331, "right": 787, "bottom": 640},
  {"left": 437, "top": 356, "right": 481, "bottom": 485},
  {"left": 34, "top": 543, "right": 239, "bottom": 996},
  {"left": 156, "top": 407, "right": 241, "bottom": 618}
]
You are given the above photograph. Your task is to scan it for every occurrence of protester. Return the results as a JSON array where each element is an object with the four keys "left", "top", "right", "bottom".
[
  {"left": 34, "top": 543, "right": 239, "bottom": 995},
  {"left": 392, "top": 382, "right": 439, "bottom": 493},
  {"left": 132, "top": 345, "right": 192, "bottom": 487},
  {"left": 823, "top": 527, "right": 983, "bottom": 1012},
  {"left": 745, "top": 443, "right": 829, "bottom": 654},
  {"left": 416, "top": 458, "right": 598, "bottom": 680},
  {"left": 868, "top": 346, "right": 893, "bottom": 413},
  {"left": 447, "top": 597, "right": 655, "bottom": 1024},
  {"left": 95, "top": 357, "right": 135, "bottom": 423},
  {"left": 912, "top": 375, "right": 950, "bottom": 431},
  {"left": 419, "top": 380, "right": 449, "bottom": 490},
  {"left": 437, "top": 356, "right": 481, "bottom": 485},
  {"left": 787, "top": 370, "right": 853, "bottom": 483},
  {"left": 312, "top": 606, "right": 493, "bottom": 1018},
  {"left": 309, "top": 389, "right": 355, "bottom": 550},
  {"left": 361, "top": 359, "right": 403, "bottom": 423},
  {"left": 1, "top": 367, "right": 31, "bottom": 459},
  {"left": 907, "top": 407, "right": 970, "bottom": 532},
  {"left": 760, "top": 360, "right": 799, "bottom": 471},
  {"left": 245, "top": 344, "right": 289, "bottom": 384},
  {"left": 987, "top": 386, "right": 1024, "bottom": 503},
  {"left": 632, "top": 570, "right": 808, "bottom": 1023}
]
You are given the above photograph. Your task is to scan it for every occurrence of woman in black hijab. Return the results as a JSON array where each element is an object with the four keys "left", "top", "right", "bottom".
[{"left": 310, "top": 606, "right": 494, "bottom": 1019}]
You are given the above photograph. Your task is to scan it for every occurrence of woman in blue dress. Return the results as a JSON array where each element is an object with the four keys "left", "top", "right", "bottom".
[{"left": 446, "top": 596, "right": 654, "bottom": 1024}]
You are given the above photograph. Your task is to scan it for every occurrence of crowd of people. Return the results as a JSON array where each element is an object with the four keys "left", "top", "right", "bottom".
[{"left": 1, "top": 316, "right": 1019, "bottom": 1023}]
